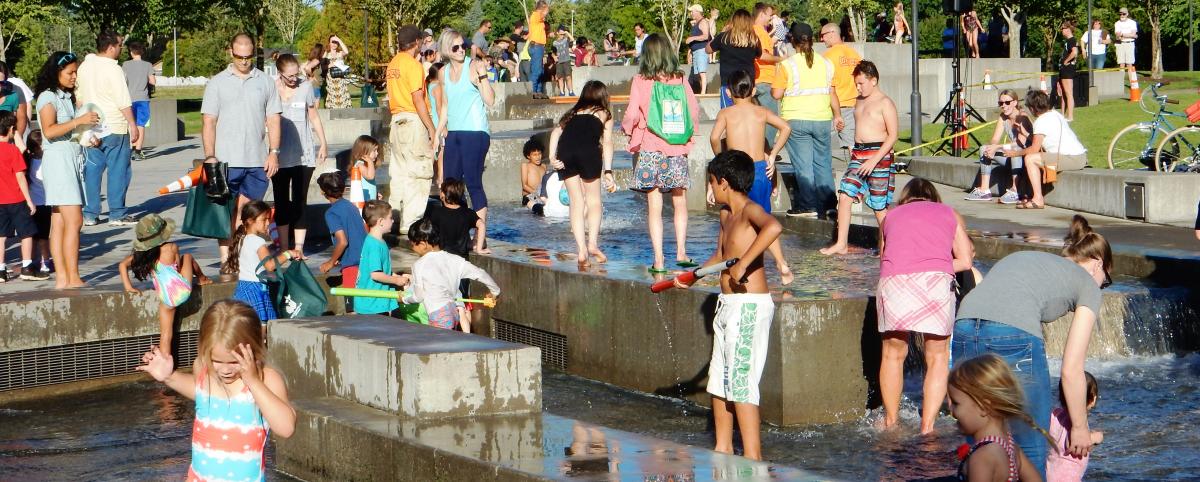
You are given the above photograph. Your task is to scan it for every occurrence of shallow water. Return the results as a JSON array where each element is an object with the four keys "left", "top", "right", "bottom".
[
  {"left": 543, "top": 354, "right": 1200, "bottom": 481},
  {"left": 488, "top": 189, "right": 881, "bottom": 299},
  {"left": 4, "top": 354, "right": 1195, "bottom": 480}
]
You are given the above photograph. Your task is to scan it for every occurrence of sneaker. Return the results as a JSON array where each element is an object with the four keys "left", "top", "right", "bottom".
[
  {"left": 20, "top": 266, "right": 49, "bottom": 281},
  {"left": 110, "top": 215, "right": 139, "bottom": 226},
  {"left": 133, "top": 149, "right": 145, "bottom": 161},
  {"left": 998, "top": 190, "right": 1020, "bottom": 205},
  {"left": 786, "top": 210, "right": 818, "bottom": 218},
  {"left": 83, "top": 217, "right": 102, "bottom": 226},
  {"left": 964, "top": 189, "right": 993, "bottom": 201},
  {"left": 43, "top": 259, "right": 55, "bottom": 274},
  {"left": 0, "top": 269, "right": 7, "bottom": 283}
]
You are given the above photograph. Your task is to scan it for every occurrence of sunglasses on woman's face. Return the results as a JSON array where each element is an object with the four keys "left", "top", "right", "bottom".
[
  {"left": 1101, "top": 273, "right": 1112, "bottom": 289},
  {"left": 451, "top": 44, "right": 464, "bottom": 53},
  {"left": 998, "top": 99, "right": 1015, "bottom": 106}
]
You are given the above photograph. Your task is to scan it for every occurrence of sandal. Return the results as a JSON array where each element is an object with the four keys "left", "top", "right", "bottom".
[
  {"left": 1016, "top": 202, "right": 1045, "bottom": 209},
  {"left": 676, "top": 259, "right": 699, "bottom": 268},
  {"left": 648, "top": 266, "right": 671, "bottom": 274}
]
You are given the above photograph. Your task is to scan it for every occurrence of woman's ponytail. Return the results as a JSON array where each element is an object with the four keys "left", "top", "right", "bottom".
[
  {"left": 1062, "top": 214, "right": 1112, "bottom": 277},
  {"left": 1063, "top": 214, "right": 1092, "bottom": 247}
]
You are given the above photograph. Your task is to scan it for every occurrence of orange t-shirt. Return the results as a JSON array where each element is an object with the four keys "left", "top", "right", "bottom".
[
  {"left": 823, "top": 44, "right": 862, "bottom": 107},
  {"left": 385, "top": 52, "right": 425, "bottom": 115},
  {"left": 528, "top": 11, "right": 547, "bottom": 44},
  {"left": 753, "top": 25, "right": 776, "bottom": 84}
]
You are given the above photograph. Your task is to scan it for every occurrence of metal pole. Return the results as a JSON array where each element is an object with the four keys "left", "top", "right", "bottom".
[
  {"left": 910, "top": 0, "right": 922, "bottom": 156},
  {"left": 1087, "top": 0, "right": 1094, "bottom": 87},
  {"left": 1191, "top": 0, "right": 1195, "bottom": 71},
  {"left": 68, "top": 26, "right": 73, "bottom": 52},
  {"left": 173, "top": 27, "right": 178, "bottom": 78}
]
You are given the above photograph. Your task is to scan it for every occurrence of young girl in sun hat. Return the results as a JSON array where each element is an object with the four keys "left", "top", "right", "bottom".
[{"left": 119, "top": 213, "right": 212, "bottom": 357}]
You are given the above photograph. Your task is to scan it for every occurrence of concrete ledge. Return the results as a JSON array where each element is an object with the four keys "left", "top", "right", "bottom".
[
  {"left": 144, "top": 98, "right": 180, "bottom": 148},
  {"left": 318, "top": 108, "right": 389, "bottom": 146},
  {"left": 267, "top": 315, "right": 541, "bottom": 419},
  {"left": 906, "top": 155, "right": 1200, "bottom": 225},
  {"left": 474, "top": 246, "right": 872, "bottom": 425}
]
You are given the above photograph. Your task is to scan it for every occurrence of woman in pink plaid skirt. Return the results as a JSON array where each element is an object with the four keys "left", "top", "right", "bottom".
[{"left": 877, "top": 177, "right": 975, "bottom": 434}]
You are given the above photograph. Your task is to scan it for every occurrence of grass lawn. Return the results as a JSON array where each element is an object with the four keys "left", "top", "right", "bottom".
[{"left": 897, "top": 75, "right": 1200, "bottom": 169}]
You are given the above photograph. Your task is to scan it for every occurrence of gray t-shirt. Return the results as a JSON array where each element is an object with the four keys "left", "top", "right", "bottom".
[
  {"left": 200, "top": 67, "right": 282, "bottom": 168},
  {"left": 554, "top": 37, "right": 572, "bottom": 63},
  {"left": 472, "top": 31, "right": 489, "bottom": 54},
  {"left": 278, "top": 80, "right": 318, "bottom": 168},
  {"left": 956, "top": 251, "right": 1103, "bottom": 339},
  {"left": 123, "top": 59, "right": 154, "bottom": 102}
]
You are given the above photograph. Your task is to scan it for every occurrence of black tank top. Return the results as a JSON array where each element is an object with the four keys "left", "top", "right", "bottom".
[{"left": 558, "top": 114, "right": 604, "bottom": 162}]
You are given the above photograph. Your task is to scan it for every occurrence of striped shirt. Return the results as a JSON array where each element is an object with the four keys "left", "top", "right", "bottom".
[{"left": 188, "top": 367, "right": 269, "bottom": 482}]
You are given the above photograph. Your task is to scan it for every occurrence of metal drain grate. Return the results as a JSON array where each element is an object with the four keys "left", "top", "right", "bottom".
[
  {"left": 494, "top": 320, "right": 567, "bottom": 370},
  {"left": 0, "top": 331, "right": 199, "bottom": 392}
]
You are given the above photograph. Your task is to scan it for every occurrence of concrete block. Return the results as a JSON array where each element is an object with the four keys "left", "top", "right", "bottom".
[
  {"left": 267, "top": 315, "right": 542, "bottom": 419},
  {"left": 143, "top": 98, "right": 180, "bottom": 148},
  {"left": 906, "top": 155, "right": 1200, "bottom": 225},
  {"left": 317, "top": 108, "right": 389, "bottom": 146}
]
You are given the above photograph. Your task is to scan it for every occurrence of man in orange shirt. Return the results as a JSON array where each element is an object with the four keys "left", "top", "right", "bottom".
[
  {"left": 820, "top": 23, "right": 862, "bottom": 160},
  {"left": 527, "top": 1, "right": 550, "bottom": 99},
  {"left": 385, "top": 25, "right": 437, "bottom": 233},
  {"left": 752, "top": 2, "right": 783, "bottom": 145}
]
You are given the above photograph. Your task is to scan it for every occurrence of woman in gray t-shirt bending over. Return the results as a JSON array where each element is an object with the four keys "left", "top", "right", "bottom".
[{"left": 953, "top": 215, "right": 1110, "bottom": 480}]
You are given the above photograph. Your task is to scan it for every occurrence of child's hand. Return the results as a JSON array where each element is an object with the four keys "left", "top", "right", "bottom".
[
  {"left": 395, "top": 273, "right": 411, "bottom": 286},
  {"left": 855, "top": 158, "right": 880, "bottom": 177},
  {"left": 26, "top": 200, "right": 35, "bottom": 215},
  {"left": 484, "top": 292, "right": 498, "bottom": 308},
  {"left": 1091, "top": 430, "right": 1104, "bottom": 445},
  {"left": 474, "top": 246, "right": 492, "bottom": 255},
  {"left": 288, "top": 249, "right": 304, "bottom": 260},
  {"left": 728, "top": 261, "right": 749, "bottom": 285},
  {"left": 196, "top": 275, "right": 212, "bottom": 286},
  {"left": 124, "top": 286, "right": 140, "bottom": 294},
  {"left": 1069, "top": 425, "right": 1095, "bottom": 458},
  {"left": 136, "top": 346, "right": 175, "bottom": 382},
  {"left": 319, "top": 260, "right": 335, "bottom": 274},
  {"left": 673, "top": 275, "right": 696, "bottom": 289},
  {"left": 231, "top": 343, "right": 261, "bottom": 381}
]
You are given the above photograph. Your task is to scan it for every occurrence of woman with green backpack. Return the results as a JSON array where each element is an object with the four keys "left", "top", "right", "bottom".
[{"left": 621, "top": 34, "right": 701, "bottom": 273}]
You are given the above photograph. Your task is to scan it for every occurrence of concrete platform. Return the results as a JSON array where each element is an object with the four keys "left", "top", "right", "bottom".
[
  {"left": 906, "top": 155, "right": 1200, "bottom": 226},
  {"left": 268, "top": 315, "right": 541, "bottom": 419}
]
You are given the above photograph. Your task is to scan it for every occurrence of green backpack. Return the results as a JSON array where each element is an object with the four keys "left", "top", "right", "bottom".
[{"left": 646, "top": 80, "right": 693, "bottom": 145}]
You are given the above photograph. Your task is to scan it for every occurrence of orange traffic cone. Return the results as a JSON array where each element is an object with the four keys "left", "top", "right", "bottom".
[
  {"left": 1039, "top": 75, "right": 1048, "bottom": 94},
  {"left": 1128, "top": 69, "right": 1141, "bottom": 102},
  {"left": 159, "top": 165, "right": 205, "bottom": 195},
  {"left": 349, "top": 165, "right": 365, "bottom": 209},
  {"left": 983, "top": 70, "right": 994, "bottom": 90}
]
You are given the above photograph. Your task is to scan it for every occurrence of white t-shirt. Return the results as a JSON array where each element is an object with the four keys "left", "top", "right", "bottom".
[
  {"left": 1033, "top": 110, "right": 1087, "bottom": 156},
  {"left": 238, "top": 234, "right": 270, "bottom": 281},
  {"left": 401, "top": 250, "right": 501, "bottom": 313},
  {"left": 1114, "top": 19, "right": 1137, "bottom": 42},
  {"left": 541, "top": 171, "right": 569, "bottom": 218},
  {"left": 1080, "top": 29, "right": 1107, "bottom": 56}
]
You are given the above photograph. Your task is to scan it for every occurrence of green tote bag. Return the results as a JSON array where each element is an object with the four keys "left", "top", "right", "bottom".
[{"left": 181, "top": 187, "right": 235, "bottom": 239}]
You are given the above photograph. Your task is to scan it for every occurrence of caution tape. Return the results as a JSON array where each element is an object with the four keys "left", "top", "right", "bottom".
[
  {"left": 962, "top": 67, "right": 1129, "bottom": 90},
  {"left": 895, "top": 120, "right": 998, "bottom": 156}
]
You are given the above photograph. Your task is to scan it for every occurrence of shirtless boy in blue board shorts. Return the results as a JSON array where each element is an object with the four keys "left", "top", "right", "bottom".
[
  {"left": 821, "top": 60, "right": 898, "bottom": 256},
  {"left": 676, "top": 150, "right": 783, "bottom": 461}
]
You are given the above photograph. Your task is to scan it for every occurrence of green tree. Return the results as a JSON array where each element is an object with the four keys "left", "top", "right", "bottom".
[{"left": 0, "top": 0, "right": 58, "bottom": 62}]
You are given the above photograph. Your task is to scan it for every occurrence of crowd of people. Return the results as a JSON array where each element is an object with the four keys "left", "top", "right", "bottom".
[{"left": 0, "top": 2, "right": 1143, "bottom": 480}]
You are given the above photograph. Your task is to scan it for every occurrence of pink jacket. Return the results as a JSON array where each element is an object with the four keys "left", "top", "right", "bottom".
[{"left": 621, "top": 75, "right": 700, "bottom": 157}]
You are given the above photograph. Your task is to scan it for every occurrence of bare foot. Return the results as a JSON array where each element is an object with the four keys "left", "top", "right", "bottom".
[
  {"left": 588, "top": 247, "right": 608, "bottom": 264},
  {"left": 819, "top": 244, "right": 850, "bottom": 256},
  {"left": 66, "top": 281, "right": 87, "bottom": 289},
  {"left": 779, "top": 265, "right": 794, "bottom": 285},
  {"left": 577, "top": 250, "right": 590, "bottom": 268},
  {"left": 874, "top": 416, "right": 899, "bottom": 431},
  {"left": 474, "top": 247, "right": 493, "bottom": 255}
]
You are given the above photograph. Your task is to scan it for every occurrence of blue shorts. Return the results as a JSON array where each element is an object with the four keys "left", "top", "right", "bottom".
[
  {"left": 227, "top": 167, "right": 269, "bottom": 201},
  {"left": 749, "top": 160, "right": 772, "bottom": 212},
  {"left": 132, "top": 101, "right": 151, "bottom": 127},
  {"left": 691, "top": 49, "right": 708, "bottom": 75}
]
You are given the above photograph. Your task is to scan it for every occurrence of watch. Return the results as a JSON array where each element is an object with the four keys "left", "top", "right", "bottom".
[{"left": 478, "top": 74, "right": 488, "bottom": 81}]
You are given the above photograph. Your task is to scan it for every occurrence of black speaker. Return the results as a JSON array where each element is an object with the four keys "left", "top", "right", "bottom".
[{"left": 943, "top": 0, "right": 972, "bottom": 14}]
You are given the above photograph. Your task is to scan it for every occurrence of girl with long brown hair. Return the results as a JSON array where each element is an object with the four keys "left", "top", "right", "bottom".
[
  {"left": 548, "top": 80, "right": 615, "bottom": 266},
  {"left": 223, "top": 201, "right": 300, "bottom": 323}
]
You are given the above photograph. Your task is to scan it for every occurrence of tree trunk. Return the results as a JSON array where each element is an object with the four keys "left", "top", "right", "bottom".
[
  {"left": 848, "top": 7, "right": 867, "bottom": 42},
  {"left": 1001, "top": 7, "right": 1021, "bottom": 58},
  {"left": 1150, "top": 21, "right": 1163, "bottom": 78},
  {"left": 0, "top": 22, "right": 8, "bottom": 63},
  {"left": 1042, "top": 26, "right": 1057, "bottom": 70}
]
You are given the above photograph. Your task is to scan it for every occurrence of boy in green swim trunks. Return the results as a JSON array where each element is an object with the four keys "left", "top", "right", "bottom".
[
  {"left": 676, "top": 150, "right": 782, "bottom": 461},
  {"left": 821, "top": 61, "right": 898, "bottom": 256}
]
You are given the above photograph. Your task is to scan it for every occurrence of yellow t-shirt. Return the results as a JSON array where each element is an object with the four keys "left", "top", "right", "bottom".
[
  {"left": 822, "top": 44, "right": 862, "bottom": 108},
  {"left": 753, "top": 25, "right": 776, "bottom": 84},
  {"left": 386, "top": 53, "right": 425, "bottom": 115},
  {"left": 529, "top": 11, "right": 547, "bottom": 45}
]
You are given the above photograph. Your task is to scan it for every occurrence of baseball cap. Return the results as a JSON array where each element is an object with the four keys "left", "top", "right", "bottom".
[
  {"left": 688, "top": 4, "right": 704, "bottom": 12},
  {"left": 790, "top": 22, "right": 814, "bottom": 40},
  {"left": 398, "top": 25, "right": 423, "bottom": 46},
  {"left": 423, "top": 28, "right": 433, "bottom": 37}
]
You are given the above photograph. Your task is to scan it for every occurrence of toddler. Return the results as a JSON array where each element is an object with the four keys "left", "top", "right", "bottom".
[{"left": 1047, "top": 372, "right": 1104, "bottom": 482}]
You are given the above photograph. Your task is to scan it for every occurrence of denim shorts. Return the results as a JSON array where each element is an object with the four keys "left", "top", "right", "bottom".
[{"left": 227, "top": 167, "right": 269, "bottom": 201}]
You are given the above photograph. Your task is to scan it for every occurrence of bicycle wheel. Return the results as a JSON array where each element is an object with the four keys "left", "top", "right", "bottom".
[
  {"left": 1155, "top": 126, "right": 1200, "bottom": 172},
  {"left": 1107, "top": 123, "right": 1167, "bottom": 170}
]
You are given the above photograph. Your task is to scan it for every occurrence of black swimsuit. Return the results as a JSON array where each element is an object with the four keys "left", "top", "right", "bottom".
[{"left": 557, "top": 113, "right": 605, "bottom": 181}]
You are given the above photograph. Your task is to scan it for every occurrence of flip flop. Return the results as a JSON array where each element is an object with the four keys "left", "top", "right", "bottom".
[
  {"left": 676, "top": 259, "right": 699, "bottom": 268},
  {"left": 1016, "top": 202, "right": 1045, "bottom": 210},
  {"left": 648, "top": 266, "right": 671, "bottom": 274}
]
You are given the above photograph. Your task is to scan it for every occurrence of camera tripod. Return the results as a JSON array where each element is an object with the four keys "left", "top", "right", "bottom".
[{"left": 931, "top": 16, "right": 985, "bottom": 157}]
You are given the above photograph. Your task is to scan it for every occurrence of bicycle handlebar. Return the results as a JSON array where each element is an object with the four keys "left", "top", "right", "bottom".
[{"left": 1167, "top": 99, "right": 1180, "bottom": 105}]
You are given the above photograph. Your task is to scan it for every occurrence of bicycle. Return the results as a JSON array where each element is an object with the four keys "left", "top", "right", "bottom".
[
  {"left": 1154, "top": 125, "right": 1200, "bottom": 173},
  {"left": 1106, "top": 82, "right": 1191, "bottom": 171}
]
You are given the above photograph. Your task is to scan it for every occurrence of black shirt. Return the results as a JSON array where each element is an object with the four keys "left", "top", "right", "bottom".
[
  {"left": 425, "top": 204, "right": 479, "bottom": 258},
  {"left": 1061, "top": 37, "right": 1077, "bottom": 65},
  {"left": 709, "top": 32, "right": 760, "bottom": 86}
]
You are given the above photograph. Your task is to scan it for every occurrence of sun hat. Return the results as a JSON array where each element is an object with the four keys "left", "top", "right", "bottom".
[{"left": 133, "top": 213, "right": 176, "bottom": 252}]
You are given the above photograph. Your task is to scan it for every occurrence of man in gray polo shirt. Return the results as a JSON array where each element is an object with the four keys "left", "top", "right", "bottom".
[{"left": 201, "top": 33, "right": 282, "bottom": 263}]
